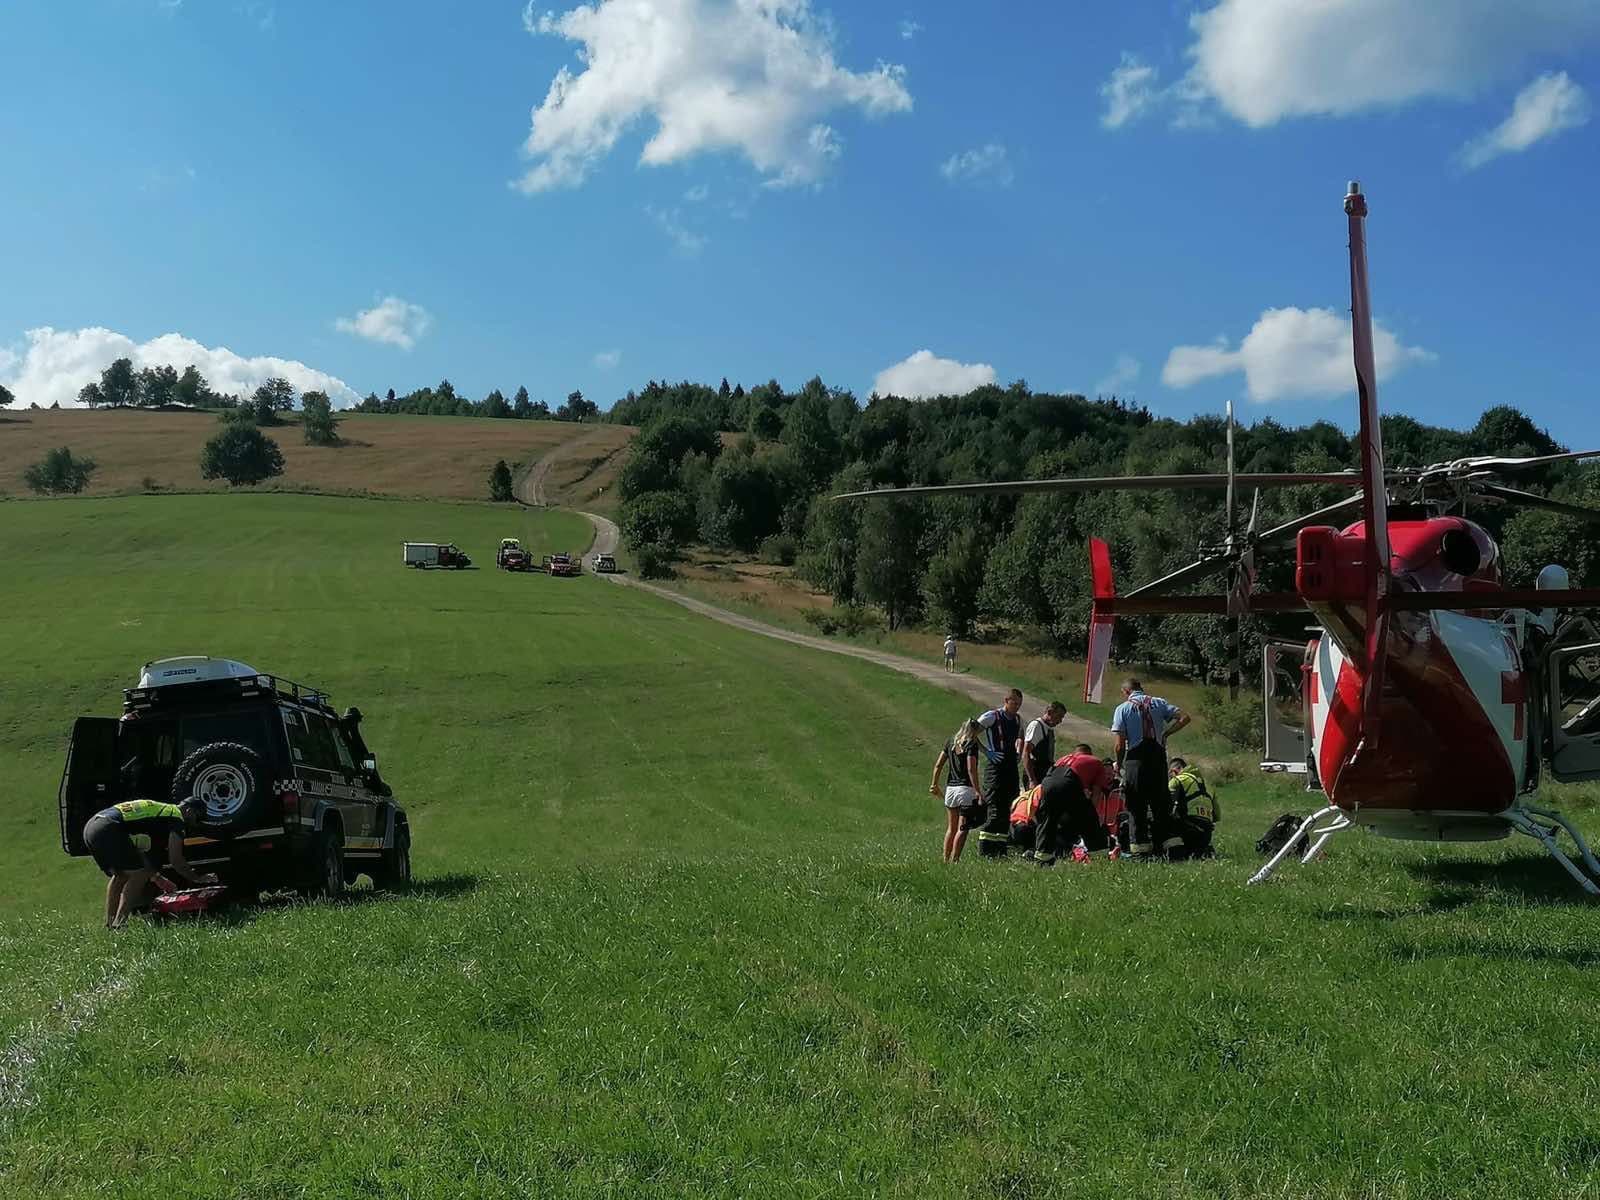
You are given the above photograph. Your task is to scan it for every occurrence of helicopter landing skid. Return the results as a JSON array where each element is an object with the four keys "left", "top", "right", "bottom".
[
  {"left": 1504, "top": 805, "right": 1600, "bottom": 897},
  {"left": 1247, "top": 804, "right": 1354, "bottom": 886}
]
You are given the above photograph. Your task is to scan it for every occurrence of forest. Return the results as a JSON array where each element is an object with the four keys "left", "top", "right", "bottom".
[{"left": 609, "top": 377, "right": 1599, "bottom": 679}]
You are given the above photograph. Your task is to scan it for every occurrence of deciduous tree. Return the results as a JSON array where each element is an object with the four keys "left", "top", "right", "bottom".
[
  {"left": 24, "top": 446, "right": 97, "bottom": 494},
  {"left": 200, "top": 424, "right": 286, "bottom": 486},
  {"left": 488, "top": 459, "right": 515, "bottom": 502},
  {"left": 301, "top": 391, "right": 338, "bottom": 445}
]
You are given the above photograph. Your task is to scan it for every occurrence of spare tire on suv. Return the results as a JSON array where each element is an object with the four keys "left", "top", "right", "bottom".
[{"left": 171, "top": 741, "right": 268, "bottom": 836}]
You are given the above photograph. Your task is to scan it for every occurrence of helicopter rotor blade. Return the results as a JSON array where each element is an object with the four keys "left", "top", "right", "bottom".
[
  {"left": 833, "top": 471, "right": 1362, "bottom": 502},
  {"left": 1472, "top": 482, "right": 1600, "bottom": 527},
  {"left": 1123, "top": 494, "right": 1363, "bottom": 599},
  {"left": 1439, "top": 449, "right": 1600, "bottom": 476}
]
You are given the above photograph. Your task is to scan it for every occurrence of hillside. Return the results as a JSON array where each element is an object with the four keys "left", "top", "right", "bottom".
[
  {"left": 5, "top": 493, "right": 1600, "bottom": 1198},
  {"left": 0, "top": 409, "right": 633, "bottom": 502}
]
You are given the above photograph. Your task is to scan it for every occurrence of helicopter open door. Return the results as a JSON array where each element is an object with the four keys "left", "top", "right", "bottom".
[
  {"left": 1261, "top": 641, "right": 1310, "bottom": 775},
  {"left": 1550, "top": 642, "right": 1600, "bottom": 782}
]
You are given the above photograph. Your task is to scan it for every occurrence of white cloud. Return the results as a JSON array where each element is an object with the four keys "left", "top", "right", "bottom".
[
  {"left": 0, "top": 326, "right": 360, "bottom": 410},
  {"left": 1460, "top": 71, "right": 1591, "bottom": 168},
  {"left": 1162, "top": 306, "right": 1434, "bottom": 403},
  {"left": 334, "top": 296, "right": 432, "bottom": 351},
  {"left": 899, "top": 18, "right": 921, "bottom": 40},
  {"left": 683, "top": 183, "right": 710, "bottom": 203},
  {"left": 1094, "top": 354, "right": 1141, "bottom": 397},
  {"left": 1100, "top": 54, "right": 1160, "bottom": 129},
  {"left": 939, "top": 143, "right": 1013, "bottom": 188},
  {"left": 646, "top": 205, "right": 707, "bottom": 255},
  {"left": 1115, "top": 1, "right": 1600, "bottom": 130},
  {"left": 872, "top": 349, "right": 997, "bottom": 399},
  {"left": 514, "top": 0, "right": 912, "bottom": 193},
  {"left": 593, "top": 349, "right": 622, "bottom": 370}
]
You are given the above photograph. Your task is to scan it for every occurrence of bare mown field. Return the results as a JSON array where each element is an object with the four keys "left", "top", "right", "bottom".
[{"left": 0, "top": 409, "right": 618, "bottom": 501}]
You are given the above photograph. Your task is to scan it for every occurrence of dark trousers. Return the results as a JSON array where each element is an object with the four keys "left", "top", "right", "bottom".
[
  {"left": 978, "top": 760, "right": 1019, "bottom": 858},
  {"left": 1033, "top": 772, "right": 1104, "bottom": 858},
  {"left": 1122, "top": 743, "right": 1171, "bottom": 850}
]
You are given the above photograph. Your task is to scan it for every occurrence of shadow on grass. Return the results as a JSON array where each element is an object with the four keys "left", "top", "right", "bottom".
[
  {"left": 195, "top": 872, "right": 482, "bottom": 927},
  {"left": 1404, "top": 853, "right": 1595, "bottom": 909},
  {"left": 1386, "top": 935, "right": 1600, "bottom": 969},
  {"left": 1311, "top": 854, "right": 1596, "bottom": 927}
]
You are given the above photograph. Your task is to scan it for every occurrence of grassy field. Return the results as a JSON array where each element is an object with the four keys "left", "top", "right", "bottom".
[
  {"left": 0, "top": 409, "right": 627, "bottom": 501},
  {"left": 5, "top": 496, "right": 1600, "bottom": 1198}
]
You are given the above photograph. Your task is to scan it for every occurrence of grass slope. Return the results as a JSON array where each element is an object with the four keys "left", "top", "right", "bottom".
[
  {"left": 0, "top": 410, "right": 629, "bottom": 501},
  {"left": 4, "top": 496, "right": 1600, "bottom": 1198}
]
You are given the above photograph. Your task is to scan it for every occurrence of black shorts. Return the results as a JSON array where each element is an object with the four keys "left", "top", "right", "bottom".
[{"left": 83, "top": 816, "right": 147, "bottom": 876}]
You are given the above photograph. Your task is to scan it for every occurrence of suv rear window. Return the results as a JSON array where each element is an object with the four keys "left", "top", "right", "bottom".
[{"left": 179, "top": 711, "right": 273, "bottom": 761}]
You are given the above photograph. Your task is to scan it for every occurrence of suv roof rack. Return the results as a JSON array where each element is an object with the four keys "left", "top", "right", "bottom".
[{"left": 123, "top": 670, "right": 337, "bottom": 718}]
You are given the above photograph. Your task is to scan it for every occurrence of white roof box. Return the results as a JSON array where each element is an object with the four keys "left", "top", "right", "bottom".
[{"left": 138, "top": 656, "right": 262, "bottom": 689}]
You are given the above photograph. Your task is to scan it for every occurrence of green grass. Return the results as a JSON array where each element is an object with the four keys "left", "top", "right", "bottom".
[{"left": 5, "top": 496, "right": 1600, "bottom": 1198}]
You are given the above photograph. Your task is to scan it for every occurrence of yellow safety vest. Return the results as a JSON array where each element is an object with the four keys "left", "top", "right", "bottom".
[
  {"left": 113, "top": 799, "right": 183, "bottom": 852},
  {"left": 1171, "top": 771, "right": 1215, "bottom": 822}
]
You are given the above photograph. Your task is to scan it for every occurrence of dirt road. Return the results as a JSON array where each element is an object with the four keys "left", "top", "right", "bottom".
[
  {"left": 516, "top": 428, "right": 614, "bottom": 506},
  {"left": 577, "top": 511, "right": 1106, "bottom": 742}
]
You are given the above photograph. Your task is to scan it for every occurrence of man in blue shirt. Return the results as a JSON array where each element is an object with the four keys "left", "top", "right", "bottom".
[{"left": 1111, "top": 677, "right": 1190, "bottom": 856}]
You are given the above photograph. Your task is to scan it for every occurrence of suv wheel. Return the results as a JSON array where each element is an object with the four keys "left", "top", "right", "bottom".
[
  {"left": 308, "top": 825, "right": 346, "bottom": 898},
  {"left": 375, "top": 824, "right": 412, "bottom": 890},
  {"left": 171, "top": 742, "right": 267, "bottom": 835}
]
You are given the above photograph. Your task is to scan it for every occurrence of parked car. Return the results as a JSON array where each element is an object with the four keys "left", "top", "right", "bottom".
[
  {"left": 496, "top": 538, "right": 536, "bottom": 571},
  {"left": 58, "top": 656, "right": 410, "bottom": 900},
  {"left": 592, "top": 553, "right": 617, "bottom": 574},
  {"left": 404, "top": 542, "right": 471, "bottom": 569},
  {"left": 544, "top": 552, "right": 581, "bottom": 577}
]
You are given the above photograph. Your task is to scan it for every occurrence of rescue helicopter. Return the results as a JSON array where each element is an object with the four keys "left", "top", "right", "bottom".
[{"left": 840, "top": 182, "right": 1600, "bottom": 893}]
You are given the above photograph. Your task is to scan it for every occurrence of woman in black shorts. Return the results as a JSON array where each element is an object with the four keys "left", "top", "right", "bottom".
[{"left": 83, "top": 798, "right": 215, "bottom": 929}]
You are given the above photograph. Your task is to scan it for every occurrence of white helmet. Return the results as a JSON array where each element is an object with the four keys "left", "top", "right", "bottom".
[{"left": 1538, "top": 564, "right": 1570, "bottom": 591}]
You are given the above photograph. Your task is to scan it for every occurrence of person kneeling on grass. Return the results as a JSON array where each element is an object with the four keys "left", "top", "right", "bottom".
[
  {"left": 1166, "top": 757, "right": 1219, "bottom": 861},
  {"left": 1011, "top": 751, "right": 1115, "bottom": 867},
  {"left": 83, "top": 798, "right": 216, "bottom": 929},
  {"left": 929, "top": 718, "right": 985, "bottom": 862}
]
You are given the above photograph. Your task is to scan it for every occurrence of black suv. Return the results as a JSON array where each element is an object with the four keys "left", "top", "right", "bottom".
[{"left": 58, "top": 659, "right": 411, "bottom": 899}]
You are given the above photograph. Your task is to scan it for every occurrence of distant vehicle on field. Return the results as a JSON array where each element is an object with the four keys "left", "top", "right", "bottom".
[
  {"left": 403, "top": 541, "right": 471, "bottom": 569},
  {"left": 59, "top": 656, "right": 410, "bottom": 901},
  {"left": 592, "top": 553, "right": 617, "bottom": 574},
  {"left": 496, "top": 538, "right": 536, "bottom": 572},
  {"left": 544, "top": 552, "right": 581, "bottom": 577}
]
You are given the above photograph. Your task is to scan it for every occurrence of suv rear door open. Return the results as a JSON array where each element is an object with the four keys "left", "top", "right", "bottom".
[{"left": 59, "top": 717, "right": 122, "bottom": 855}]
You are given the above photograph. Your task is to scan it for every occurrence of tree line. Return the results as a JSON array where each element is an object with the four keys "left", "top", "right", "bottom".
[
  {"left": 613, "top": 377, "right": 1598, "bottom": 680},
  {"left": 353, "top": 383, "right": 599, "bottom": 422}
]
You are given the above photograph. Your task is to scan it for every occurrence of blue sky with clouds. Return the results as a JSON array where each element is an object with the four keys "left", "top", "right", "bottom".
[{"left": 1, "top": 0, "right": 1596, "bottom": 448}]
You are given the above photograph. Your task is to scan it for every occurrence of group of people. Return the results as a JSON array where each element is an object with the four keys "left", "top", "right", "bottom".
[{"left": 928, "top": 678, "right": 1218, "bottom": 867}]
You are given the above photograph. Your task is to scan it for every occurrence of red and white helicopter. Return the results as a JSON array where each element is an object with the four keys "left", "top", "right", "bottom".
[{"left": 844, "top": 183, "right": 1600, "bottom": 892}]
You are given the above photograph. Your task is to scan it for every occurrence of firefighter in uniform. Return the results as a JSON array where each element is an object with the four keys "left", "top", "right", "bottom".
[
  {"left": 975, "top": 688, "right": 1024, "bottom": 859},
  {"left": 1111, "top": 677, "right": 1189, "bottom": 856}
]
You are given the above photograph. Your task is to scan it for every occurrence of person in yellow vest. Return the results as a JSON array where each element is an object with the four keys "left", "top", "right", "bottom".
[
  {"left": 83, "top": 798, "right": 215, "bottom": 929},
  {"left": 1167, "top": 758, "right": 1219, "bottom": 860}
]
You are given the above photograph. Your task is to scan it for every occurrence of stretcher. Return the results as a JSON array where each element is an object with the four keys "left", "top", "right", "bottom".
[{"left": 150, "top": 874, "right": 231, "bottom": 917}]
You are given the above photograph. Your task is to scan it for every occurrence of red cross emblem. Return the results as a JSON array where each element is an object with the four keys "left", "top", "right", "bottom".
[{"left": 1501, "top": 670, "right": 1527, "bottom": 740}]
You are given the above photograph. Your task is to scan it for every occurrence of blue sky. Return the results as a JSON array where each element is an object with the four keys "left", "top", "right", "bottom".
[{"left": 1, "top": 0, "right": 1596, "bottom": 448}]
